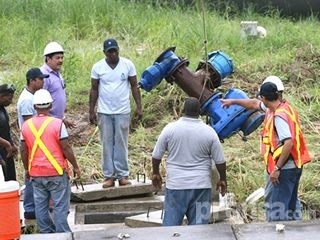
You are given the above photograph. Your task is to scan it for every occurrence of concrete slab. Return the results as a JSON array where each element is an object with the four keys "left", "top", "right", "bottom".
[
  {"left": 71, "top": 222, "right": 129, "bottom": 233},
  {"left": 125, "top": 205, "right": 232, "bottom": 227},
  {"left": 75, "top": 196, "right": 163, "bottom": 224},
  {"left": 20, "top": 232, "right": 72, "bottom": 240},
  {"left": 73, "top": 224, "right": 235, "bottom": 240},
  {"left": 71, "top": 180, "right": 154, "bottom": 202},
  {"left": 125, "top": 209, "right": 163, "bottom": 227},
  {"left": 70, "top": 205, "right": 132, "bottom": 232},
  {"left": 20, "top": 215, "right": 320, "bottom": 240},
  {"left": 233, "top": 220, "right": 320, "bottom": 240}
]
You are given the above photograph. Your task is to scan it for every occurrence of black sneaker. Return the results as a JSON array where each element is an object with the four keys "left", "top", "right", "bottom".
[{"left": 24, "top": 212, "right": 36, "bottom": 220}]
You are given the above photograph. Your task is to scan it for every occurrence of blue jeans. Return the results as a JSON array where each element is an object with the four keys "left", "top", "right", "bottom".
[
  {"left": 163, "top": 188, "right": 212, "bottom": 226},
  {"left": 32, "top": 172, "right": 71, "bottom": 233},
  {"left": 23, "top": 178, "right": 35, "bottom": 214},
  {"left": 264, "top": 168, "right": 302, "bottom": 221},
  {"left": 98, "top": 113, "right": 130, "bottom": 179}
]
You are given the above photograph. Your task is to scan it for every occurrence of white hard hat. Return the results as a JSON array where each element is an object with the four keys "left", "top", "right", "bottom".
[
  {"left": 43, "top": 42, "right": 64, "bottom": 56},
  {"left": 262, "top": 76, "right": 284, "bottom": 91},
  {"left": 33, "top": 89, "right": 53, "bottom": 108}
]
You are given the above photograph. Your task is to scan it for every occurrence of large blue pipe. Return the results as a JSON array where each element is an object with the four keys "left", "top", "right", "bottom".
[
  {"left": 139, "top": 47, "right": 264, "bottom": 140},
  {"left": 201, "top": 88, "right": 264, "bottom": 139}
]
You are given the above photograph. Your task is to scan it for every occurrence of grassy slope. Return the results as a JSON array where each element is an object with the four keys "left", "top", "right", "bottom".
[{"left": 1, "top": 0, "right": 319, "bottom": 210}]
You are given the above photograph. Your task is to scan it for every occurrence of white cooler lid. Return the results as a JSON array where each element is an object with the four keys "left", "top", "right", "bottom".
[{"left": 0, "top": 180, "right": 20, "bottom": 193}]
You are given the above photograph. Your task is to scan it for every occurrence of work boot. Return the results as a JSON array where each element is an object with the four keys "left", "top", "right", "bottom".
[
  {"left": 119, "top": 177, "right": 131, "bottom": 186},
  {"left": 102, "top": 178, "right": 115, "bottom": 188}
]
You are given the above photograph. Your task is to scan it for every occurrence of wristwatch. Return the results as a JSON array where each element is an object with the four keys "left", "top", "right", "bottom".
[{"left": 275, "top": 165, "right": 281, "bottom": 171}]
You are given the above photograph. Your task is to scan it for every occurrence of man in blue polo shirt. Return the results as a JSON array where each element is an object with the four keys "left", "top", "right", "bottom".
[{"left": 41, "top": 41, "right": 75, "bottom": 128}]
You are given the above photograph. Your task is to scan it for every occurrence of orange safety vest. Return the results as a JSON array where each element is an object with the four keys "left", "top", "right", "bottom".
[
  {"left": 261, "top": 100, "right": 310, "bottom": 173},
  {"left": 21, "top": 115, "right": 68, "bottom": 177}
]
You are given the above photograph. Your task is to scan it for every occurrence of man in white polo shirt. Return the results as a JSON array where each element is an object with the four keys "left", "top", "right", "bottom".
[{"left": 89, "top": 38, "right": 143, "bottom": 188}]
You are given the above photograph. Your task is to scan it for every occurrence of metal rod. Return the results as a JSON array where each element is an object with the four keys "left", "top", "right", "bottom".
[
  {"left": 199, "top": 0, "right": 209, "bottom": 101},
  {"left": 80, "top": 180, "right": 84, "bottom": 191}
]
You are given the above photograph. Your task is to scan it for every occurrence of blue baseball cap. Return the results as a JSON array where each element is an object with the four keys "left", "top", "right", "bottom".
[
  {"left": 258, "top": 82, "right": 278, "bottom": 97},
  {"left": 103, "top": 38, "right": 119, "bottom": 51},
  {"left": 26, "top": 68, "right": 49, "bottom": 80}
]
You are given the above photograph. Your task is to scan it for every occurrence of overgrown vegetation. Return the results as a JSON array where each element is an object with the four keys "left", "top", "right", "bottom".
[{"left": 1, "top": 0, "right": 320, "bottom": 221}]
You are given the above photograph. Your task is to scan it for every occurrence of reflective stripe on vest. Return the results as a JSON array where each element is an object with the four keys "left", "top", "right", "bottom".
[
  {"left": 27, "top": 117, "right": 64, "bottom": 175},
  {"left": 262, "top": 114, "right": 273, "bottom": 166},
  {"left": 261, "top": 101, "right": 310, "bottom": 173},
  {"left": 275, "top": 104, "right": 302, "bottom": 167}
]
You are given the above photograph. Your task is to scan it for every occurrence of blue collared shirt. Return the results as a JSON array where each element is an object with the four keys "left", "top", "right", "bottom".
[{"left": 41, "top": 64, "right": 66, "bottom": 118}]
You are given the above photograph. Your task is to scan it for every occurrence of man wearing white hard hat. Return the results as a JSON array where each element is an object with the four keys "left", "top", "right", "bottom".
[
  {"left": 20, "top": 89, "right": 81, "bottom": 233},
  {"left": 221, "top": 76, "right": 310, "bottom": 222},
  {"left": 262, "top": 75, "right": 284, "bottom": 91},
  {"left": 40, "top": 41, "right": 75, "bottom": 128}
]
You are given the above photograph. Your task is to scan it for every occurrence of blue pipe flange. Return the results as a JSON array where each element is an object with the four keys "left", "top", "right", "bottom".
[
  {"left": 139, "top": 47, "right": 181, "bottom": 92},
  {"left": 207, "top": 51, "right": 234, "bottom": 80},
  {"left": 201, "top": 88, "right": 264, "bottom": 140}
]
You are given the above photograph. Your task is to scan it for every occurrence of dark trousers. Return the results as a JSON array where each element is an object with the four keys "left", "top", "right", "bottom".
[{"left": 2, "top": 157, "right": 16, "bottom": 181}]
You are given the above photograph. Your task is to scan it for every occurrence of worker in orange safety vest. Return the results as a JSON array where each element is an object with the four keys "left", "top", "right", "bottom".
[
  {"left": 20, "top": 89, "right": 81, "bottom": 233},
  {"left": 220, "top": 76, "right": 310, "bottom": 221}
]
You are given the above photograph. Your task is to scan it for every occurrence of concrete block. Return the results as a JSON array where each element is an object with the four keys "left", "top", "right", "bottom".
[
  {"left": 73, "top": 224, "right": 236, "bottom": 240},
  {"left": 21, "top": 232, "right": 72, "bottom": 240},
  {"left": 125, "top": 210, "right": 164, "bottom": 228},
  {"left": 84, "top": 211, "right": 147, "bottom": 224},
  {"left": 70, "top": 222, "right": 129, "bottom": 233},
  {"left": 75, "top": 196, "right": 164, "bottom": 224},
  {"left": 240, "top": 21, "right": 258, "bottom": 39},
  {"left": 71, "top": 180, "right": 154, "bottom": 202},
  {"left": 233, "top": 220, "right": 320, "bottom": 240},
  {"left": 125, "top": 204, "right": 231, "bottom": 227}
]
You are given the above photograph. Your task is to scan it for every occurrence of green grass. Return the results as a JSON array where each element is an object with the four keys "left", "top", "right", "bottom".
[{"left": 1, "top": 0, "right": 320, "bottom": 219}]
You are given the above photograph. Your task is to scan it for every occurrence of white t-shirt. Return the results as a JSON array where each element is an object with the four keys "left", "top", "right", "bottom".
[
  {"left": 152, "top": 117, "right": 225, "bottom": 190},
  {"left": 17, "top": 88, "right": 36, "bottom": 129},
  {"left": 91, "top": 57, "right": 136, "bottom": 114}
]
